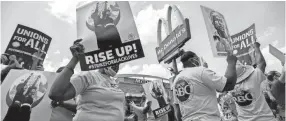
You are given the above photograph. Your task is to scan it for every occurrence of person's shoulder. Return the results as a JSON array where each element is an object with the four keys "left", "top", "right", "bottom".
[
  {"left": 72, "top": 70, "right": 99, "bottom": 78},
  {"left": 184, "top": 66, "right": 205, "bottom": 72}
]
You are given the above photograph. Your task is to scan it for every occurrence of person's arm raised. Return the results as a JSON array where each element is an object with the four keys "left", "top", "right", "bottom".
[
  {"left": 49, "top": 39, "right": 84, "bottom": 101},
  {"left": 279, "top": 65, "right": 285, "bottom": 83},
  {"left": 222, "top": 55, "right": 237, "bottom": 92},
  {"left": 253, "top": 42, "right": 266, "bottom": 73},
  {"left": 1, "top": 56, "right": 22, "bottom": 83}
]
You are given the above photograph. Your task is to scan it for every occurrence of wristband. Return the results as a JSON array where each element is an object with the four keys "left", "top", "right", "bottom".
[{"left": 65, "top": 66, "right": 74, "bottom": 74}]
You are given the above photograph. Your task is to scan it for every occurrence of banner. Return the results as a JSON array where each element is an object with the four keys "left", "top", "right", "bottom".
[
  {"left": 142, "top": 81, "right": 170, "bottom": 119},
  {"left": 231, "top": 24, "right": 256, "bottom": 65},
  {"left": 201, "top": 6, "right": 232, "bottom": 57},
  {"left": 1, "top": 70, "right": 57, "bottom": 121},
  {"left": 77, "top": 1, "right": 145, "bottom": 71},
  {"left": 269, "top": 44, "right": 285, "bottom": 63},
  {"left": 4, "top": 24, "right": 52, "bottom": 69}
]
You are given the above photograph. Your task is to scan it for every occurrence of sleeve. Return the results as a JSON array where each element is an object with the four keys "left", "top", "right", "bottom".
[
  {"left": 254, "top": 68, "right": 266, "bottom": 84},
  {"left": 201, "top": 68, "right": 227, "bottom": 92},
  {"left": 70, "top": 71, "right": 98, "bottom": 96}
]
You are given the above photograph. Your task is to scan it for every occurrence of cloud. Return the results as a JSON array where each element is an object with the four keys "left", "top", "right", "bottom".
[
  {"left": 54, "top": 50, "right": 60, "bottom": 54},
  {"left": 261, "top": 45, "right": 284, "bottom": 72},
  {"left": 43, "top": 60, "right": 56, "bottom": 72},
  {"left": 271, "top": 40, "right": 279, "bottom": 46},
  {"left": 46, "top": 1, "right": 77, "bottom": 24},
  {"left": 257, "top": 26, "right": 276, "bottom": 41},
  {"left": 134, "top": 4, "right": 170, "bottom": 45},
  {"left": 138, "top": 64, "right": 171, "bottom": 79},
  {"left": 117, "top": 64, "right": 140, "bottom": 74},
  {"left": 59, "top": 57, "right": 70, "bottom": 67}
]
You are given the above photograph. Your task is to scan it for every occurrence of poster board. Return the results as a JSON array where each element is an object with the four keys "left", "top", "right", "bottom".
[
  {"left": 201, "top": 5, "right": 232, "bottom": 57},
  {"left": 4, "top": 24, "right": 52, "bottom": 69},
  {"left": 142, "top": 81, "right": 170, "bottom": 119},
  {"left": 231, "top": 24, "right": 256, "bottom": 65},
  {"left": 76, "top": 1, "right": 145, "bottom": 71},
  {"left": 1, "top": 69, "right": 57, "bottom": 121}
]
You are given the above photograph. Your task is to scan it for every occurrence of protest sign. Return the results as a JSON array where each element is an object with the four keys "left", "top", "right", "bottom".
[
  {"left": 4, "top": 24, "right": 52, "bottom": 69},
  {"left": 231, "top": 24, "right": 256, "bottom": 65},
  {"left": 142, "top": 80, "right": 170, "bottom": 119},
  {"left": 201, "top": 5, "right": 233, "bottom": 57},
  {"left": 152, "top": 104, "right": 172, "bottom": 119},
  {"left": 1, "top": 69, "right": 57, "bottom": 121},
  {"left": 269, "top": 44, "right": 285, "bottom": 63},
  {"left": 77, "top": 1, "right": 144, "bottom": 71}
]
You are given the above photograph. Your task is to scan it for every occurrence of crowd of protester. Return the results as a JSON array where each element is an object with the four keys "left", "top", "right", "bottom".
[{"left": 1, "top": 38, "right": 285, "bottom": 121}]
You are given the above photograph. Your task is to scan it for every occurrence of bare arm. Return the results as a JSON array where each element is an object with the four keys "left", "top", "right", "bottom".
[
  {"left": 267, "top": 90, "right": 276, "bottom": 101},
  {"left": 253, "top": 42, "right": 266, "bottom": 73},
  {"left": 61, "top": 101, "right": 77, "bottom": 113},
  {"left": 222, "top": 55, "right": 237, "bottom": 92},
  {"left": 1, "top": 59, "right": 22, "bottom": 83},
  {"left": 49, "top": 57, "right": 78, "bottom": 101},
  {"left": 49, "top": 39, "right": 84, "bottom": 101},
  {"left": 279, "top": 66, "right": 285, "bottom": 83}
]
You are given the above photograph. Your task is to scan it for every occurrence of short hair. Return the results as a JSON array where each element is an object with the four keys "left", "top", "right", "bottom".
[
  {"left": 180, "top": 51, "right": 198, "bottom": 63},
  {"left": 181, "top": 51, "right": 199, "bottom": 68}
]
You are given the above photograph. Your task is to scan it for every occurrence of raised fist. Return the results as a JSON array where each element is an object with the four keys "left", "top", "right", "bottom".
[
  {"left": 252, "top": 42, "right": 261, "bottom": 49},
  {"left": 70, "top": 39, "right": 85, "bottom": 59},
  {"left": 226, "top": 55, "right": 238, "bottom": 65}
]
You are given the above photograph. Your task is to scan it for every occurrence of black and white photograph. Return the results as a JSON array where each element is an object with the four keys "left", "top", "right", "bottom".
[{"left": 1, "top": 1, "right": 285, "bottom": 121}]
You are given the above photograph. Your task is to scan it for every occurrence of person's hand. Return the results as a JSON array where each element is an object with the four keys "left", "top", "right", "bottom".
[
  {"left": 203, "top": 62, "right": 208, "bottom": 68},
  {"left": 129, "top": 101, "right": 135, "bottom": 107},
  {"left": 226, "top": 55, "right": 237, "bottom": 65},
  {"left": 35, "top": 61, "right": 44, "bottom": 71},
  {"left": 1, "top": 54, "right": 9, "bottom": 64},
  {"left": 253, "top": 42, "right": 260, "bottom": 48},
  {"left": 32, "top": 49, "right": 44, "bottom": 62},
  {"left": 70, "top": 39, "right": 85, "bottom": 59},
  {"left": 35, "top": 65, "right": 44, "bottom": 71},
  {"left": 8, "top": 55, "right": 22, "bottom": 68}
]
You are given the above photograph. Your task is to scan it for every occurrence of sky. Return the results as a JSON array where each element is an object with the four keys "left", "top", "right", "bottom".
[{"left": 1, "top": 1, "right": 285, "bottom": 79}]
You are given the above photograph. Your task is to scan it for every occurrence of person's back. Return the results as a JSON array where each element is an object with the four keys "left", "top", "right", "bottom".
[
  {"left": 173, "top": 67, "right": 225, "bottom": 121},
  {"left": 230, "top": 42, "right": 276, "bottom": 121},
  {"left": 231, "top": 67, "right": 276, "bottom": 121},
  {"left": 72, "top": 71, "right": 125, "bottom": 121},
  {"left": 172, "top": 51, "right": 237, "bottom": 121}
]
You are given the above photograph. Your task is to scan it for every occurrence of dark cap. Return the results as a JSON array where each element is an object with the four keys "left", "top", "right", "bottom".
[{"left": 180, "top": 51, "right": 197, "bottom": 63}]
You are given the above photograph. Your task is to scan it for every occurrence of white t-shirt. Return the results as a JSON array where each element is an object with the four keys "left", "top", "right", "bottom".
[
  {"left": 70, "top": 71, "right": 125, "bottom": 121},
  {"left": 172, "top": 67, "right": 227, "bottom": 121},
  {"left": 230, "top": 68, "right": 276, "bottom": 121}
]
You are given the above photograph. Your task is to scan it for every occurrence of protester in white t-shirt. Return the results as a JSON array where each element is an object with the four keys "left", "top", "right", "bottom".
[
  {"left": 229, "top": 42, "right": 276, "bottom": 121},
  {"left": 172, "top": 51, "right": 238, "bottom": 121},
  {"left": 49, "top": 39, "right": 125, "bottom": 121}
]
